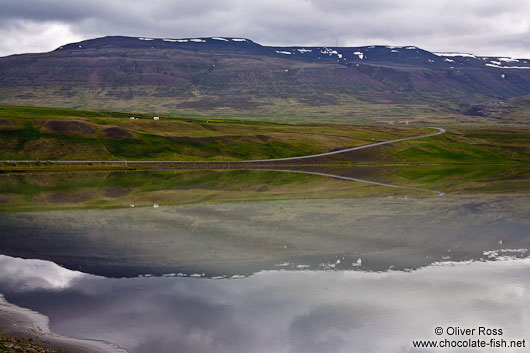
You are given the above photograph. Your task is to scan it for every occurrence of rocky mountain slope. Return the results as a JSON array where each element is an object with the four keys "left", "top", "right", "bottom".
[{"left": 1, "top": 36, "right": 530, "bottom": 123}]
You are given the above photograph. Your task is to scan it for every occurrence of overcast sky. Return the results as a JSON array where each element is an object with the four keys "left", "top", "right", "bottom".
[{"left": 2, "top": 0, "right": 530, "bottom": 58}]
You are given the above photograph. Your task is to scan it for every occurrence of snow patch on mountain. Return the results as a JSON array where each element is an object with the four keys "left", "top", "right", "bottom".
[
  {"left": 498, "top": 57, "right": 519, "bottom": 63},
  {"left": 434, "top": 52, "right": 476, "bottom": 58},
  {"left": 486, "top": 63, "right": 530, "bottom": 69},
  {"left": 354, "top": 51, "right": 364, "bottom": 59},
  {"left": 320, "top": 48, "right": 342, "bottom": 58}
]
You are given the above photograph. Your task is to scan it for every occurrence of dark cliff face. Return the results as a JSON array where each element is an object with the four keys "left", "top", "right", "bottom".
[{"left": 1, "top": 36, "right": 530, "bottom": 116}]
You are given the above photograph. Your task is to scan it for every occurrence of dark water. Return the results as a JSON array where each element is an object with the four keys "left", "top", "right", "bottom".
[{"left": 0, "top": 168, "right": 529, "bottom": 352}]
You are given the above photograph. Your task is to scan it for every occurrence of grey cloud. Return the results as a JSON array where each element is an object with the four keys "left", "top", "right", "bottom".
[
  {"left": 1, "top": 1, "right": 530, "bottom": 58},
  {"left": 0, "top": 0, "right": 104, "bottom": 21}
]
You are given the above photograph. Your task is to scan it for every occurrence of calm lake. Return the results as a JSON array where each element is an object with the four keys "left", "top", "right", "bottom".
[{"left": 0, "top": 167, "right": 529, "bottom": 352}]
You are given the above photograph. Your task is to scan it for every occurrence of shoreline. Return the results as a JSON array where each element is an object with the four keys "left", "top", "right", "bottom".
[{"left": 0, "top": 294, "right": 126, "bottom": 353}]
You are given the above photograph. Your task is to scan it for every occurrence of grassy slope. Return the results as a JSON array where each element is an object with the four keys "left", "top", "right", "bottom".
[
  {"left": 374, "top": 129, "right": 530, "bottom": 164},
  {"left": 0, "top": 105, "right": 432, "bottom": 161},
  {"left": 0, "top": 104, "right": 528, "bottom": 211},
  {"left": 1, "top": 105, "right": 529, "bottom": 165},
  {"left": 0, "top": 86, "right": 505, "bottom": 127}
]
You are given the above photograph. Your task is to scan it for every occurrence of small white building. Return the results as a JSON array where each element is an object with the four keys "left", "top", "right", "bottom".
[
  {"left": 129, "top": 117, "right": 135, "bottom": 120},
  {"left": 153, "top": 116, "right": 160, "bottom": 120}
]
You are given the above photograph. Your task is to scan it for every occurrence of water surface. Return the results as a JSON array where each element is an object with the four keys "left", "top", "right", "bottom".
[
  {"left": 0, "top": 167, "right": 529, "bottom": 352},
  {"left": 0, "top": 255, "right": 529, "bottom": 353}
]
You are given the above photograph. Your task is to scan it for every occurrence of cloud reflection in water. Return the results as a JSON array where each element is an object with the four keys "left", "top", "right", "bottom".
[{"left": 1, "top": 255, "right": 529, "bottom": 353}]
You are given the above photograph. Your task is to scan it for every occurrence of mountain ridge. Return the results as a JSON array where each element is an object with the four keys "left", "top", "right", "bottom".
[{"left": 49, "top": 35, "right": 530, "bottom": 70}]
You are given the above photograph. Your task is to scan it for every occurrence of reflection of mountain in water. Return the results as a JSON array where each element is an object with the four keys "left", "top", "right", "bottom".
[{"left": 0, "top": 181, "right": 529, "bottom": 277}]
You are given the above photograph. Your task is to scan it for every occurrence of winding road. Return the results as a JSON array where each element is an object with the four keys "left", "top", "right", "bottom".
[
  {"left": 240, "top": 127, "right": 446, "bottom": 163},
  {"left": 1, "top": 127, "right": 446, "bottom": 196},
  {"left": 1, "top": 127, "right": 446, "bottom": 165}
]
